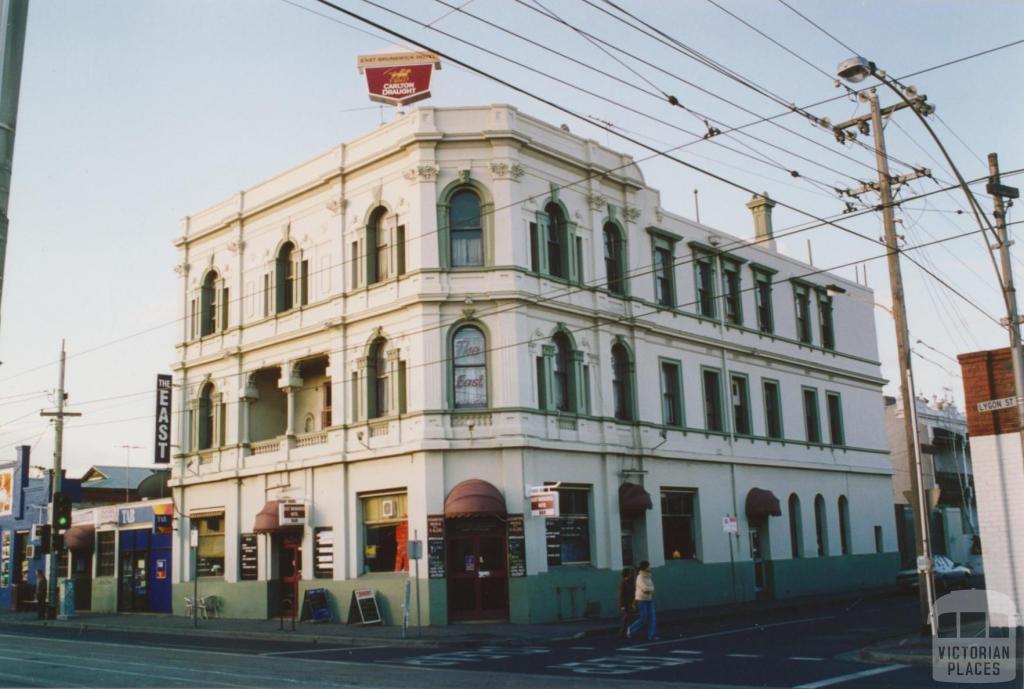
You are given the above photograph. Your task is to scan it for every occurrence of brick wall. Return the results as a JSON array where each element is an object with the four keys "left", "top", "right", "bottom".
[{"left": 958, "top": 348, "right": 1019, "bottom": 437}]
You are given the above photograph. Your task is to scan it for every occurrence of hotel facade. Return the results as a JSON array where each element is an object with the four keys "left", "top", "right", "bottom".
[{"left": 170, "top": 105, "right": 897, "bottom": 624}]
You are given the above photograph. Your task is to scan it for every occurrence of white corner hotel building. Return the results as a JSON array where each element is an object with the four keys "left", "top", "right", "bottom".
[{"left": 170, "top": 105, "right": 897, "bottom": 624}]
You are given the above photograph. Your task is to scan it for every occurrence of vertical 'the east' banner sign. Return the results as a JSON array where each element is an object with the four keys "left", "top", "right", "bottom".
[{"left": 154, "top": 374, "right": 172, "bottom": 464}]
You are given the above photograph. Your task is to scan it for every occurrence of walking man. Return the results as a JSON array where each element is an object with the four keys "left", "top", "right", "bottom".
[
  {"left": 35, "top": 568, "right": 47, "bottom": 620},
  {"left": 627, "top": 561, "right": 657, "bottom": 641}
]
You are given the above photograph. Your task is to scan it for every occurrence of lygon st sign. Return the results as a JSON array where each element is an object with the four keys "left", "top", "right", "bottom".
[{"left": 357, "top": 51, "right": 441, "bottom": 107}]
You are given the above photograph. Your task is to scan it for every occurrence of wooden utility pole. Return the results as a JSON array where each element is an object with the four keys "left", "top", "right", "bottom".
[{"left": 39, "top": 340, "right": 80, "bottom": 615}]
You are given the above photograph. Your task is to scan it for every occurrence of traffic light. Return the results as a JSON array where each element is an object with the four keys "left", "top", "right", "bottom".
[
  {"left": 54, "top": 492, "right": 72, "bottom": 531},
  {"left": 32, "top": 523, "right": 51, "bottom": 553}
]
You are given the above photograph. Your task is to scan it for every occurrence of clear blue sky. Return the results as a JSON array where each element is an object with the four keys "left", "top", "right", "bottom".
[{"left": 1, "top": 0, "right": 1021, "bottom": 474}]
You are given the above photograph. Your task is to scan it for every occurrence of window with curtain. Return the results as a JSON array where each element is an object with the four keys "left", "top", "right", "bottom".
[
  {"left": 611, "top": 343, "right": 632, "bottom": 421},
  {"left": 366, "top": 206, "right": 387, "bottom": 285},
  {"left": 276, "top": 242, "right": 295, "bottom": 312},
  {"left": 722, "top": 260, "right": 742, "bottom": 325},
  {"left": 763, "top": 380, "right": 783, "bottom": 440},
  {"left": 369, "top": 338, "right": 389, "bottom": 418},
  {"left": 552, "top": 333, "right": 572, "bottom": 412},
  {"left": 361, "top": 493, "right": 408, "bottom": 573},
  {"left": 794, "top": 283, "right": 813, "bottom": 344},
  {"left": 661, "top": 360, "right": 682, "bottom": 427},
  {"left": 604, "top": 223, "right": 625, "bottom": 295},
  {"left": 197, "top": 383, "right": 215, "bottom": 451},
  {"left": 702, "top": 368, "right": 723, "bottom": 432},
  {"left": 449, "top": 189, "right": 483, "bottom": 267},
  {"left": 195, "top": 514, "right": 225, "bottom": 577},
  {"left": 803, "top": 388, "right": 821, "bottom": 443},
  {"left": 546, "top": 203, "right": 567, "bottom": 279},
  {"left": 695, "top": 255, "right": 716, "bottom": 317},
  {"left": 818, "top": 291, "right": 836, "bottom": 350},
  {"left": 754, "top": 268, "right": 774, "bottom": 333},
  {"left": 200, "top": 270, "right": 218, "bottom": 336},
  {"left": 452, "top": 325, "right": 487, "bottom": 408}
]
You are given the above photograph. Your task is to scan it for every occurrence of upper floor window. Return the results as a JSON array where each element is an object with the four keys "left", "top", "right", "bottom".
[
  {"left": 197, "top": 382, "right": 215, "bottom": 451},
  {"left": 730, "top": 374, "right": 751, "bottom": 435},
  {"left": 753, "top": 267, "right": 774, "bottom": 334},
  {"left": 695, "top": 254, "right": 716, "bottom": 318},
  {"left": 450, "top": 189, "right": 483, "bottom": 267},
  {"left": 452, "top": 325, "right": 487, "bottom": 408},
  {"left": 651, "top": 234, "right": 676, "bottom": 307},
  {"left": 818, "top": 290, "right": 836, "bottom": 350},
  {"left": 702, "top": 368, "right": 724, "bottom": 432},
  {"left": 275, "top": 241, "right": 308, "bottom": 313},
  {"left": 793, "top": 283, "right": 813, "bottom": 344},
  {"left": 546, "top": 203, "right": 568, "bottom": 279},
  {"left": 604, "top": 223, "right": 626, "bottom": 295},
  {"left": 611, "top": 342, "right": 634, "bottom": 421},
  {"left": 552, "top": 332, "right": 572, "bottom": 412},
  {"left": 200, "top": 270, "right": 226, "bottom": 336},
  {"left": 803, "top": 387, "right": 821, "bottom": 443},
  {"left": 538, "top": 331, "right": 584, "bottom": 414},
  {"left": 763, "top": 379, "right": 783, "bottom": 440},
  {"left": 826, "top": 391, "right": 845, "bottom": 446},
  {"left": 660, "top": 360, "right": 683, "bottom": 427},
  {"left": 366, "top": 206, "right": 388, "bottom": 285},
  {"left": 722, "top": 259, "right": 742, "bottom": 325},
  {"left": 368, "top": 337, "right": 389, "bottom": 418}
]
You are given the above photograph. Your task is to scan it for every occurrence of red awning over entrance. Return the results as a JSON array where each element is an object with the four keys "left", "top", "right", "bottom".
[
  {"left": 253, "top": 500, "right": 297, "bottom": 533},
  {"left": 619, "top": 482, "right": 653, "bottom": 513},
  {"left": 745, "top": 487, "right": 782, "bottom": 521},
  {"left": 65, "top": 524, "right": 95, "bottom": 553},
  {"left": 444, "top": 479, "right": 506, "bottom": 519}
]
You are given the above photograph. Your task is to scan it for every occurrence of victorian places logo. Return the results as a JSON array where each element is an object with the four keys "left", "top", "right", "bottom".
[{"left": 933, "top": 590, "right": 1017, "bottom": 684}]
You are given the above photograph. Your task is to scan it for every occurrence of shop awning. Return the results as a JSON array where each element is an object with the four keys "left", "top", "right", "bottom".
[
  {"left": 745, "top": 487, "right": 782, "bottom": 521},
  {"left": 619, "top": 482, "right": 653, "bottom": 514},
  {"left": 252, "top": 500, "right": 301, "bottom": 533},
  {"left": 65, "top": 524, "right": 95, "bottom": 553},
  {"left": 444, "top": 479, "right": 506, "bottom": 519},
  {"left": 138, "top": 470, "right": 171, "bottom": 500}
]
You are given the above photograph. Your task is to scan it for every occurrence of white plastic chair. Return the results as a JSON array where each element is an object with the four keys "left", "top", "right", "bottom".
[
  {"left": 198, "top": 595, "right": 216, "bottom": 619},
  {"left": 183, "top": 596, "right": 194, "bottom": 618}
]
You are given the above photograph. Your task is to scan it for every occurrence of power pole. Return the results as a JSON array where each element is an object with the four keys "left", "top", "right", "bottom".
[
  {"left": 837, "top": 88, "right": 937, "bottom": 633},
  {"left": 985, "top": 153, "right": 1024, "bottom": 448},
  {"left": 39, "top": 340, "right": 80, "bottom": 616},
  {"left": 0, "top": 0, "right": 29, "bottom": 335}
]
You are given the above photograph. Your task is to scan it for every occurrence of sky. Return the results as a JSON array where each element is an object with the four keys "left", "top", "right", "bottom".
[{"left": 0, "top": 0, "right": 1021, "bottom": 476}]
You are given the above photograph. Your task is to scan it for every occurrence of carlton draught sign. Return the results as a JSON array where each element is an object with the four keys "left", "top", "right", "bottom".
[{"left": 357, "top": 51, "right": 441, "bottom": 106}]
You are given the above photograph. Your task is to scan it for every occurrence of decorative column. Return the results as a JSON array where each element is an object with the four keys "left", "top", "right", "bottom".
[
  {"left": 355, "top": 356, "right": 369, "bottom": 422},
  {"left": 570, "top": 349, "right": 587, "bottom": 413},
  {"left": 238, "top": 373, "right": 258, "bottom": 449},
  {"left": 540, "top": 344, "right": 556, "bottom": 411},
  {"left": 279, "top": 363, "right": 302, "bottom": 437},
  {"left": 387, "top": 348, "right": 402, "bottom": 416}
]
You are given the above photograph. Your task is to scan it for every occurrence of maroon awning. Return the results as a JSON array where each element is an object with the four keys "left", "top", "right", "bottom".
[
  {"left": 619, "top": 482, "right": 653, "bottom": 513},
  {"left": 444, "top": 479, "right": 506, "bottom": 518},
  {"left": 65, "top": 524, "right": 95, "bottom": 553},
  {"left": 745, "top": 487, "right": 782, "bottom": 521},
  {"left": 254, "top": 500, "right": 282, "bottom": 533}
]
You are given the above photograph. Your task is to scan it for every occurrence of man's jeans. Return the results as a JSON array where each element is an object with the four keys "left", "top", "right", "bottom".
[{"left": 628, "top": 600, "right": 657, "bottom": 640}]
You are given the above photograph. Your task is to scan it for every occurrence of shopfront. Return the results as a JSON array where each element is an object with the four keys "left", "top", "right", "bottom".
[
  {"left": 443, "top": 480, "right": 509, "bottom": 622},
  {"left": 117, "top": 504, "right": 172, "bottom": 613}
]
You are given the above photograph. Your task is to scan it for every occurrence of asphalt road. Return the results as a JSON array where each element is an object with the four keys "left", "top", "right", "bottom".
[{"left": 0, "top": 595, "right": 1015, "bottom": 689}]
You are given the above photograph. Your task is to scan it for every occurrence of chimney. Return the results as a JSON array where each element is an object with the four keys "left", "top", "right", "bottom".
[{"left": 746, "top": 192, "right": 776, "bottom": 251}]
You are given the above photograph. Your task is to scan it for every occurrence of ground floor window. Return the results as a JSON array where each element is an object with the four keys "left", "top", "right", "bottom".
[
  {"left": 361, "top": 492, "right": 408, "bottom": 573},
  {"left": 97, "top": 531, "right": 116, "bottom": 576},
  {"left": 661, "top": 489, "right": 698, "bottom": 560},
  {"left": 545, "top": 486, "right": 591, "bottom": 566},
  {"left": 194, "top": 514, "right": 225, "bottom": 577}
]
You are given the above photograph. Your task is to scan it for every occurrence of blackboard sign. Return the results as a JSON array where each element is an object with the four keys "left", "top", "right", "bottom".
[
  {"left": 546, "top": 518, "right": 561, "bottom": 566},
  {"left": 314, "top": 527, "right": 333, "bottom": 579},
  {"left": 507, "top": 514, "right": 526, "bottom": 577},
  {"left": 300, "top": 588, "right": 331, "bottom": 623},
  {"left": 346, "top": 588, "right": 382, "bottom": 625},
  {"left": 239, "top": 533, "right": 258, "bottom": 581},
  {"left": 427, "top": 514, "right": 444, "bottom": 538},
  {"left": 427, "top": 538, "right": 446, "bottom": 578}
]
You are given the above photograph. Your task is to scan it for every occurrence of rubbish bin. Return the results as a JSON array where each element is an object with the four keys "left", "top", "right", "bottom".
[{"left": 59, "top": 578, "right": 76, "bottom": 619}]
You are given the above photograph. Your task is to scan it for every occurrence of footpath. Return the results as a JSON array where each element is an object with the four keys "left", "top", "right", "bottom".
[{"left": 0, "top": 587, "right": 911, "bottom": 651}]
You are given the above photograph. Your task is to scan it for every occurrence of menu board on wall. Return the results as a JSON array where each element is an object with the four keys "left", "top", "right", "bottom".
[
  {"left": 314, "top": 527, "right": 334, "bottom": 579},
  {"left": 426, "top": 514, "right": 445, "bottom": 579},
  {"left": 507, "top": 514, "right": 526, "bottom": 577},
  {"left": 239, "top": 533, "right": 258, "bottom": 581},
  {"left": 545, "top": 518, "right": 561, "bottom": 567}
]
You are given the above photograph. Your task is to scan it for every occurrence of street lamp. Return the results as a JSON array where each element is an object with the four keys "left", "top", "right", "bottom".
[{"left": 836, "top": 61, "right": 937, "bottom": 636}]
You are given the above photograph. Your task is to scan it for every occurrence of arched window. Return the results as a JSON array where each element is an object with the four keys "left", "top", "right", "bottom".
[
  {"left": 814, "top": 494, "right": 828, "bottom": 557},
  {"left": 552, "top": 332, "right": 573, "bottom": 412},
  {"left": 788, "top": 494, "right": 803, "bottom": 558},
  {"left": 368, "top": 337, "right": 389, "bottom": 418},
  {"left": 276, "top": 242, "right": 295, "bottom": 312},
  {"left": 197, "top": 382, "right": 215, "bottom": 451},
  {"left": 452, "top": 325, "right": 487, "bottom": 408},
  {"left": 604, "top": 223, "right": 625, "bottom": 295},
  {"left": 838, "top": 495, "right": 851, "bottom": 555},
  {"left": 450, "top": 189, "right": 483, "bottom": 267},
  {"left": 611, "top": 342, "right": 633, "bottom": 421},
  {"left": 546, "top": 203, "right": 567, "bottom": 279},
  {"left": 200, "top": 271, "right": 219, "bottom": 336},
  {"left": 366, "top": 206, "right": 388, "bottom": 285}
]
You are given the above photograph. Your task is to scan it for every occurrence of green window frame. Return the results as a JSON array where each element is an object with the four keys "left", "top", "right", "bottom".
[
  {"left": 694, "top": 253, "right": 716, "bottom": 318},
  {"left": 650, "top": 233, "right": 676, "bottom": 307},
  {"left": 610, "top": 341, "right": 635, "bottom": 422},
  {"left": 701, "top": 367, "right": 725, "bottom": 433},
  {"left": 826, "top": 391, "right": 845, "bottom": 446},
  {"left": 751, "top": 264, "right": 776, "bottom": 334},
  {"left": 603, "top": 221, "right": 627, "bottom": 296},
  {"left": 817, "top": 289, "right": 836, "bottom": 350},
  {"left": 730, "top": 373, "right": 752, "bottom": 436},
  {"left": 661, "top": 488, "right": 699, "bottom": 560},
  {"left": 762, "top": 379, "right": 784, "bottom": 440},
  {"left": 793, "top": 282, "right": 813, "bottom": 344},
  {"left": 659, "top": 358, "right": 684, "bottom": 428},
  {"left": 802, "top": 387, "right": 821, "bottom": 444},
  {"left": 721, "top": 258, "right": 743, "bottom": 326}
]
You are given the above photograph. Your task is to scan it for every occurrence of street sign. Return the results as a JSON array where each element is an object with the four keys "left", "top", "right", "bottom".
[
  {"left": 154, "top": 374, "right": 173, "bottom": 464},
  {"left": 407, "top": 539, "right": 423, "bottom": 560},
  {"left": 977, "top": 396, "right": 1023, "bottom": 413},
  {"left": 722, "top": 515, "right": 738, "bottom": 534},
  {"left": 530, "top": 491, "right": 559, "bottom": 517}
]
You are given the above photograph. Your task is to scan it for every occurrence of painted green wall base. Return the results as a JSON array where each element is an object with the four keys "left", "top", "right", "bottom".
[
  {"left": 172, "top": 580, "right": 270, "bottom": 619},
  {"left": 90, "top": 577, "right": 117, "bottom": 613},
  {"left": 770, "top": 552, "right": 899, "bottom": 598},
  {"left": 297, "top": 574, "right": 428, "bottom": 626}
]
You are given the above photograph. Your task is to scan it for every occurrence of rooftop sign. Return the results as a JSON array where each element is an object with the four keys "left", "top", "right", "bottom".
[{"left": 357, "top": 51, "right": 441, "bottom": 106}]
